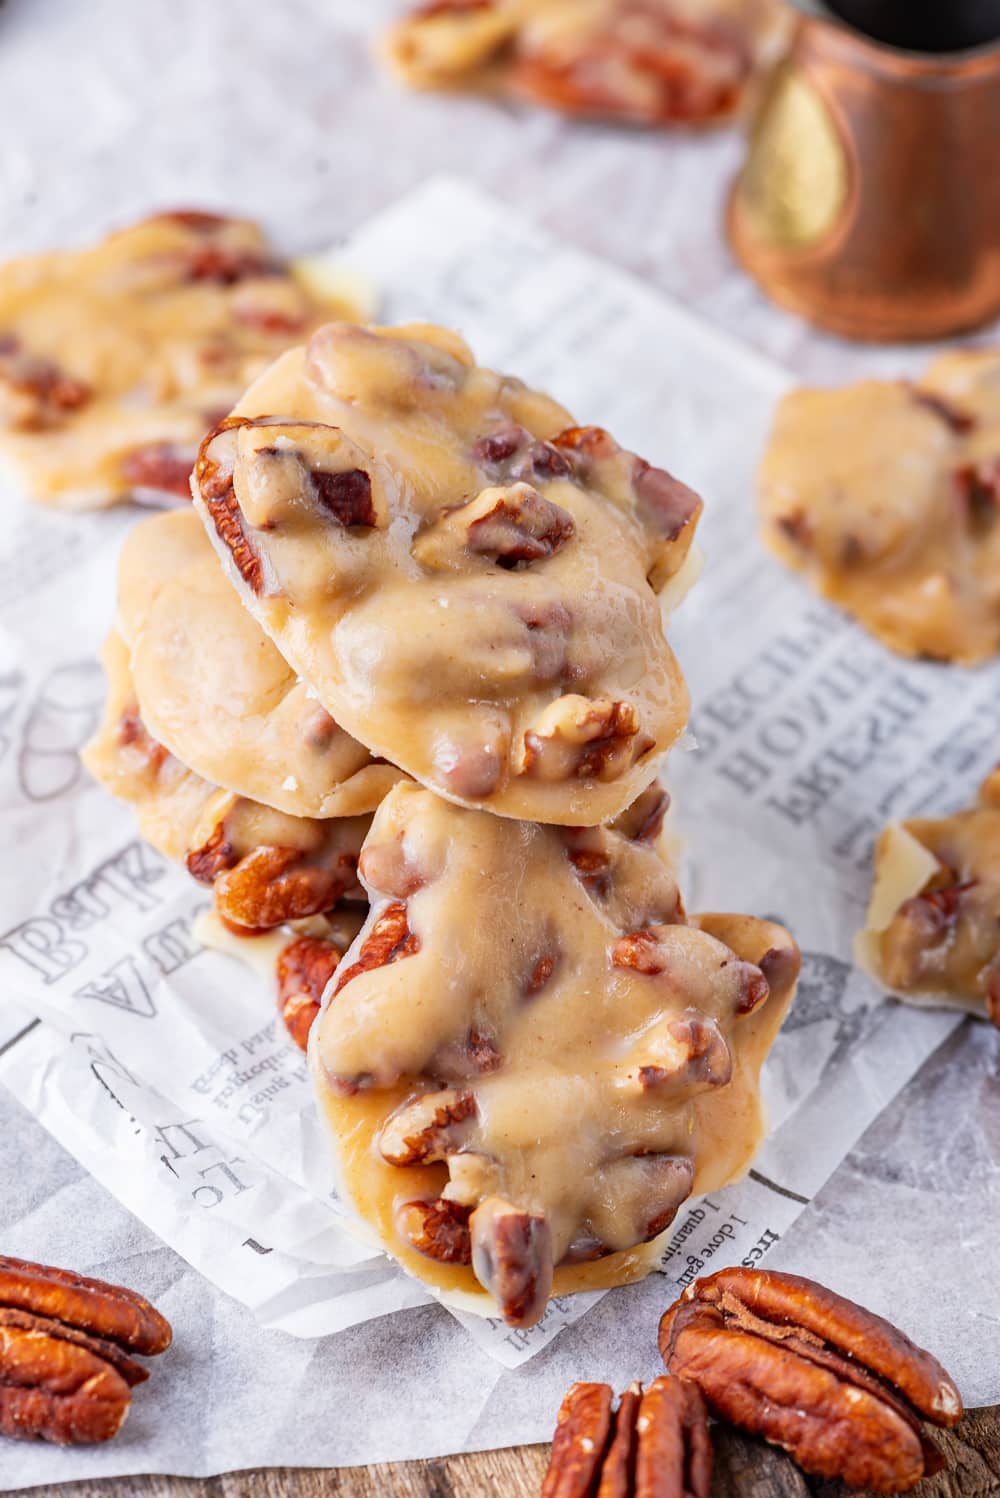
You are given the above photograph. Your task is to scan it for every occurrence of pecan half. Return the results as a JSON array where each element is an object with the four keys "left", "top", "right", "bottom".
[
  {"left": 620, "top": 1015, "right": 732, "bottom": 1095},
  {"left": 909, "top": 386, "right": 977, "bottom": 434},
  {"left": 0, "top": 1308, "right": 147, "bottom": 1388},
  {"left": 470, "top": 1196, "right": 553, "bottom": 1328},
  {"left": 511, "top": 3, "right": 751, "bottom": 126},
  {"left": 311, "top": 466, "right": 375, "bottom": 527},
  {"left": 182, "top": 243, "right": 276, "bottom": 286},
  {"left": 522, "top": 695, "right": 642, "bottom": 783},
  {"left": 427, "top": 1027, "right": 503, "bottom": 1080},
  {"left": 541, "top": 1376, "right": 712, "bottom": 1498},
  {"left": 275, "top": 934, "right": 343, "bottom": 1050},
  {"left": 397, "top": 1198, "right": 472, "bottom": 1264},
  {"left": 659, "top": 1267, "right": 963, "bottom": 1493},
  {"left": 194, "top": 417, "right": 264, "bottom": 594},
  {"left": 185, "top": 819, "right": 237, "bottom": 884},
  {"left": 610, "top": 784, "right": 670, "bottom": 845},
  {"left": 954, "top": 457, "right": 1000, "bottom": 528},
  {"left": 378, "top": 1087, "right": 477, "bottom": 1165},
  {"left": 0, "top": 1256, "right": 171, "bottom": 1446},
  {"left": 333, "top": 900, "right": 420, "bottom": 995},
  {"left": 214, "top": 845, "right": 349, "bottom": 932}
]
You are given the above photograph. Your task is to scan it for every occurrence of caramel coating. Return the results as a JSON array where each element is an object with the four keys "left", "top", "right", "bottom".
[{"left": 193, "top": 322, "right": 702, "bottom": 825}]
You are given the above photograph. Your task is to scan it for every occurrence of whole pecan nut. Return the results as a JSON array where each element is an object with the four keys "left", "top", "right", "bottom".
[
  {"left": 0, "top": 1256, "right": 171, "bottom": 1445},
  {"left": 541, "top": 1375, "right": 712, "bottom": 1498},
  {"left": 659, "top": 1267, "right": 963, "bottom": 1493}
]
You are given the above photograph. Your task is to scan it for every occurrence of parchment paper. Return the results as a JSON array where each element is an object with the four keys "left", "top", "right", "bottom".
[{"left": 2, "top": 177, "right": 999, "bottom": 1486}]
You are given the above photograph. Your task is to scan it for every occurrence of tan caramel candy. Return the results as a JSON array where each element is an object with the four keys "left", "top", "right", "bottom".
[
  {"left": 193, "top": 322, "right": 702, "bottom": 825},
  {"left": 759, "top": 351, "right": 1000, "bottom": 664},
  {"left": 311, "top": 781, "right": 799, "bottom": 1327},
  {"left": 857, "top": 763, "right": 1000, "bottom": 1027},
  {"left": 0, "top": 211, "right": 366, "bottom": 510}
]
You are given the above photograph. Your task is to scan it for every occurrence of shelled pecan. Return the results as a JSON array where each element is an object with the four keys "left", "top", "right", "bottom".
[
  {"left": 541, "top": 1375, "right": 712, "bottom": 1497},
  {"left": 659, "top": 1267, "right": 963, "bottom": 1493},
  {"left": 0, "top": 1256, "right": 171, "bottom": 1445},
  {"left": 275, "top": 933, "right": 344, "bottom": 1050}
]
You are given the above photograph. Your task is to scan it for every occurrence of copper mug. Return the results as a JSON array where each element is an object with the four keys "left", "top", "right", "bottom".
[{"left": 727, "top": 1, "right": 1000, "bottom": 341}]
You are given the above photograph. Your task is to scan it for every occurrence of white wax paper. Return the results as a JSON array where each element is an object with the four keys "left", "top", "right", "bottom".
[{"left": 1, "top": 0, "right": 999, "bottom": 1482}]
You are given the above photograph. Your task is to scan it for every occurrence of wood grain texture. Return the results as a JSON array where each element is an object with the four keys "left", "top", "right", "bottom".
[{"left": 10, "top": 1407, "right": 998, "bottom": 1498}]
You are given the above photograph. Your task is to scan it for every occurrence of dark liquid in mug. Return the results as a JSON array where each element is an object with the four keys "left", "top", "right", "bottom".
[{"left": 827, "top": 0, "right": 1000, "bottom": 51}]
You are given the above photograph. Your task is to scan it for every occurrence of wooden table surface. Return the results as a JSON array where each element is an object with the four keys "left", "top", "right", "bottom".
[{"left": 13, "top": 1408, "right": 999, "bottom": 1497}]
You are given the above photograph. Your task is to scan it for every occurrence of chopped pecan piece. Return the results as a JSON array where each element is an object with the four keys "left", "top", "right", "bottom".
[
  {"left": 523, "top": 695, "right": 642, "bottom": 783},
  {"left": 427, "top": 1027, "right": 502, "bottom": 1080},
  {"left": 541, "top": 1376, "right": 712, "bottom": 1498},
  {"left": 0, "top": 345, "right": 91, "bottom": 431},
  {"left": 464, "top": 483, "right": 574, "bottom": 565},
  {"left": 909, "top": 386, "right": 977, "bottom": 434},
  {"left": 185, "top": 819, "right": 237, "bottom": 884},
  {"left": 563, "top": 827, "right": 614, "bottom": 896},
  {"left": 182, "top": 242, "right": 276, "bottom": 286},
  {"left": 397, "top": 1198, "right": 473, "bottom": 1264},
  {"left": 310, "top": 466, "right": 375, "bottom": 528},
  {"left": 0, "top": 1326, "right": 132, "bottom": 1446},
  {"left": 0, "top": 1256, "right": 171, "bottom": 1446},
  {"left": 117, "top": 704, "right": 169, "bottom": 773},
  {"left": 542, "top": 1382, "right": 614, "bottom": 1498},
  {"left": 120, "top": 441, "right": 195, "bottom": 499},
  {"left": 378, "top": 1088, "right": 477, "bottom": 1165},
  {"left": 0, "top": 1308, "right": 147, "bottom": 1388},
  {"left": 214, "top": 845, "right": 348, "bottom": 932},
  {"left": 275, "top": 934, "right": 343, "bottom": 1050},
  {"left": 414, "top": 482, "right": 573, "bottom": 570},
  {"left": 659, "top": 1267, "right": 963, "bottom": 1493},
  {"left": 229, "top": 419, "right": 379, "bottom": 531},
  {"left": 333, "top": 900, "right": 420, "bottom": 995},
  {"left": 552, "top": 424, "right": 617, "bottom": 462},
  {"left": 631, "top": 456, "right": 704, "bottom": 546},
  {"left": 472, "top": 424, "right": 573, "bottom": 482},
  {"left": 611, "top": 784, "right": 670, "bottom": 845},
  {"left": 470, "top": 1196, "right": 553, "bottom": 1328},
  {"left": 358, "top": 836, "right": 428, "bottom": 898},
  {"left": 472, "top": 423, "right": 525, "bottom": 466},
  {"left": 195, "top": 417, "right": 264, "bottom": 594},
  {"left": 303, "top": 705, "right": 340, "bottom": 751},
  {"left": 775, "top": 508, "right": 815, "bottom": 551}
]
